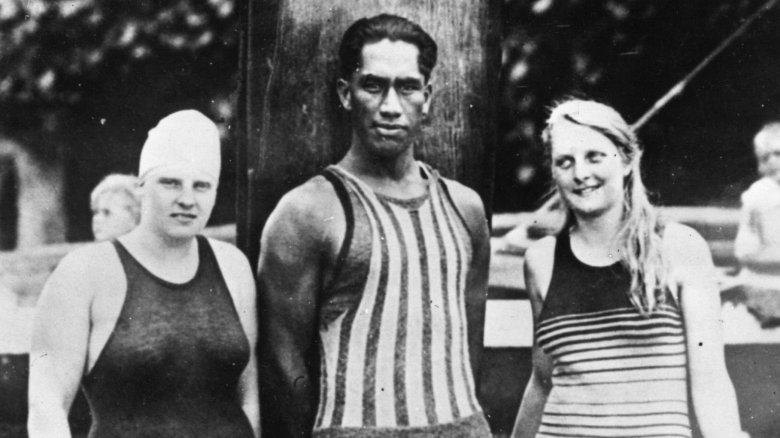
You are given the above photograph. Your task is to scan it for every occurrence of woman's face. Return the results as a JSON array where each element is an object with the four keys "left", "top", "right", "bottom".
[
  {"left": 92, "top": 192, "right": 138, "bottom": 241},
  {"left": 550, "top": 120, "right": 631, "bottom": 220},
  {"left": 138, "top": 165, "right": 217, "bottom": 241}
]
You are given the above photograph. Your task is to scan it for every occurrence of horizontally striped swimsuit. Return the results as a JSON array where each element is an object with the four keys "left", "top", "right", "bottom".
[
  {"left": 535, "top": 231, "right": 692, "bottom": 437},
  {"left": 313, "top": 163, "right": 491, "bottom": 437}
]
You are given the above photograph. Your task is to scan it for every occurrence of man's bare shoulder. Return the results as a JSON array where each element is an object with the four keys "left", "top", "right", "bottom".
[
  {"left": 272, "top": 175, "right": 342, "bottom": 226},
  {"left": 262, "top": 174, "right": 345, "bottom": 254},
  {"left": 438, "top": 176, "right": 486, "bottom": 232},
  {"left": 438, "top": 176, "right": 484, "bottom": 211}
]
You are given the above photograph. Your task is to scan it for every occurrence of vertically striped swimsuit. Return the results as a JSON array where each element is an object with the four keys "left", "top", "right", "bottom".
[
  {"left": 314, "top": 164, "right": 491, "bottom": 437},
  {"left": 535, "top": 231, "right": 692, "bottom": 437}
]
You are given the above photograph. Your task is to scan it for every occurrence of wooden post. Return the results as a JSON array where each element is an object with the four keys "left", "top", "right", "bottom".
[{"left": 237, "top": 1, "right": 501, "bottom": 267}]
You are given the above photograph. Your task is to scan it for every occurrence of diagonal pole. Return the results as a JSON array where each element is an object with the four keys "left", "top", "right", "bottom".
[{"left": 631, "top": 0, "right": 778, "bottom": 131}]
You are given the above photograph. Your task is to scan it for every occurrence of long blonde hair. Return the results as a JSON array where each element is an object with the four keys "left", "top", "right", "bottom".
[{"left": 542, "top": 99, "right": 668, "bottom": 314}]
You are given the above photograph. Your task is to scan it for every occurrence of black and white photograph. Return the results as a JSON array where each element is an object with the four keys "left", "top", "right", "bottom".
[{"left": 1, "top": 1, "right": 779, "bottom": 437}]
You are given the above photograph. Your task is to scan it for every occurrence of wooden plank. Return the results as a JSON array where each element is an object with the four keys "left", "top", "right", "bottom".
[{"left": 236, "top": 1, "right": 501, "bottom": 266}]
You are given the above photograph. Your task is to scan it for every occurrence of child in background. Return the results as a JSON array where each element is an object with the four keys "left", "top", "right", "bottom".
[
  {"left": 90, "top": 174, "right": 140, "bottom": 241},
  {"left": 733, "top": 122, "right": 780, "bottom": 326}
]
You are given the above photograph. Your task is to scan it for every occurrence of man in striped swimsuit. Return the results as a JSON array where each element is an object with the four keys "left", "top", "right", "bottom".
[{"left": 257, "top": 14, "right": 492, "bottom": 438}]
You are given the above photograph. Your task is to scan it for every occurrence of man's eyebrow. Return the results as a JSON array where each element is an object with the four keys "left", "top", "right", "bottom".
[
  {"left": 359, "top": 74, "right": 424, "bottom": 82},
  {"left": 396, "top": 77, "right": 425, "bottom": 84},
  {"left": 359, "top": 74, "right": 389, "bottom": 82}
]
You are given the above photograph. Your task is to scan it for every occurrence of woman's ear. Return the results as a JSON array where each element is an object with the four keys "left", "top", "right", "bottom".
[{"left": 622, "top": 159, "right": 634, "bottom": 177}]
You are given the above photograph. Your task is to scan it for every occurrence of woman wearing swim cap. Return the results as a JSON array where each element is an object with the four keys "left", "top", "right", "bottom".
[{"left": 28, "top": 110, "right": 260, "bottom": 437}]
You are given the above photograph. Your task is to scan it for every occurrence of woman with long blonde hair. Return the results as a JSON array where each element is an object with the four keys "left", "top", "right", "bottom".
[{"left": 511, "top": 98, "right": 745, "bottom": 437}]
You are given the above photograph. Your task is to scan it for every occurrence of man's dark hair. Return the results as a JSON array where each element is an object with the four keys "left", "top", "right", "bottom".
[{"left": 338, "top": 14, "right": 438, "bottom": 82}]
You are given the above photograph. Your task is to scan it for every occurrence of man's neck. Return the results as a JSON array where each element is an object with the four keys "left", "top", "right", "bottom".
[
  {"left": 340, "top": 145, "right": 416, "bottom": 178},
  {"left": 338, "top": 146, "right": 428, "bottom": 199}
]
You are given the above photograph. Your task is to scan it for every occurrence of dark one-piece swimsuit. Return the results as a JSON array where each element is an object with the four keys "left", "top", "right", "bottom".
[{"left": 81, "top": 236, "right": 254, "bottom": 438}]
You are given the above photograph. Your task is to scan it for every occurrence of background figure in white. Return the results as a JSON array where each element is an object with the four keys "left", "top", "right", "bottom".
[
  {"left": 730, "top": 122, "right": 780, "bottom": 327},
  {"left": 90, "top": 174, "right": 140, "bottom": 242}
]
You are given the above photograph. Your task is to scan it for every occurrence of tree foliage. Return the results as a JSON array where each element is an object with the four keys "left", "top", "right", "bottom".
[
  {"left": 498, "top": 0, "right": 779, "bottom": 210},
  {"left": 0, "top": 0, "right": 240, "bottom": 241},
  {"left": 1, "top": 0, "right": 777, "bottom": 221},
  {"left": 0, "top": 0, "right": 236, "bottom": 107}
]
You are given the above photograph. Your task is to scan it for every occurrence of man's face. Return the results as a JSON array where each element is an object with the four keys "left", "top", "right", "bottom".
[
  {"left": 337, "top": 39, "right": 432, "bottom": 159},
  {"left": 138, "top": 165, "right": 217, "bottom": 241}
]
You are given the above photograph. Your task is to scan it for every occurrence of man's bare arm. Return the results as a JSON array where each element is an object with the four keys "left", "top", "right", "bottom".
[
  {"left": 444, "top": 179, "right": 490, "bottom": 389},
  {"left": 257, "top": 180, "right": 342, "bottom": 438}
]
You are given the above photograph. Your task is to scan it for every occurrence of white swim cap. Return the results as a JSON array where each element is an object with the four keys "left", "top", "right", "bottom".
[{"left": 138, "top": 110, "right": 221, "bottom": 182}]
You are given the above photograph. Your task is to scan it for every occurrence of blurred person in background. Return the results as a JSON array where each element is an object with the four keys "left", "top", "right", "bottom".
[
  {"left": 511, "top": 99, "right": 746, "bottom": 438},
  {"left": 28, "top": 110, "right": 259, "bottom": 438},
  {"left": 90, "top": 174, "right": 140, "bottom": 241},
  {"left": 730, "top": 122, "right": 780, "bottom": 326}
]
